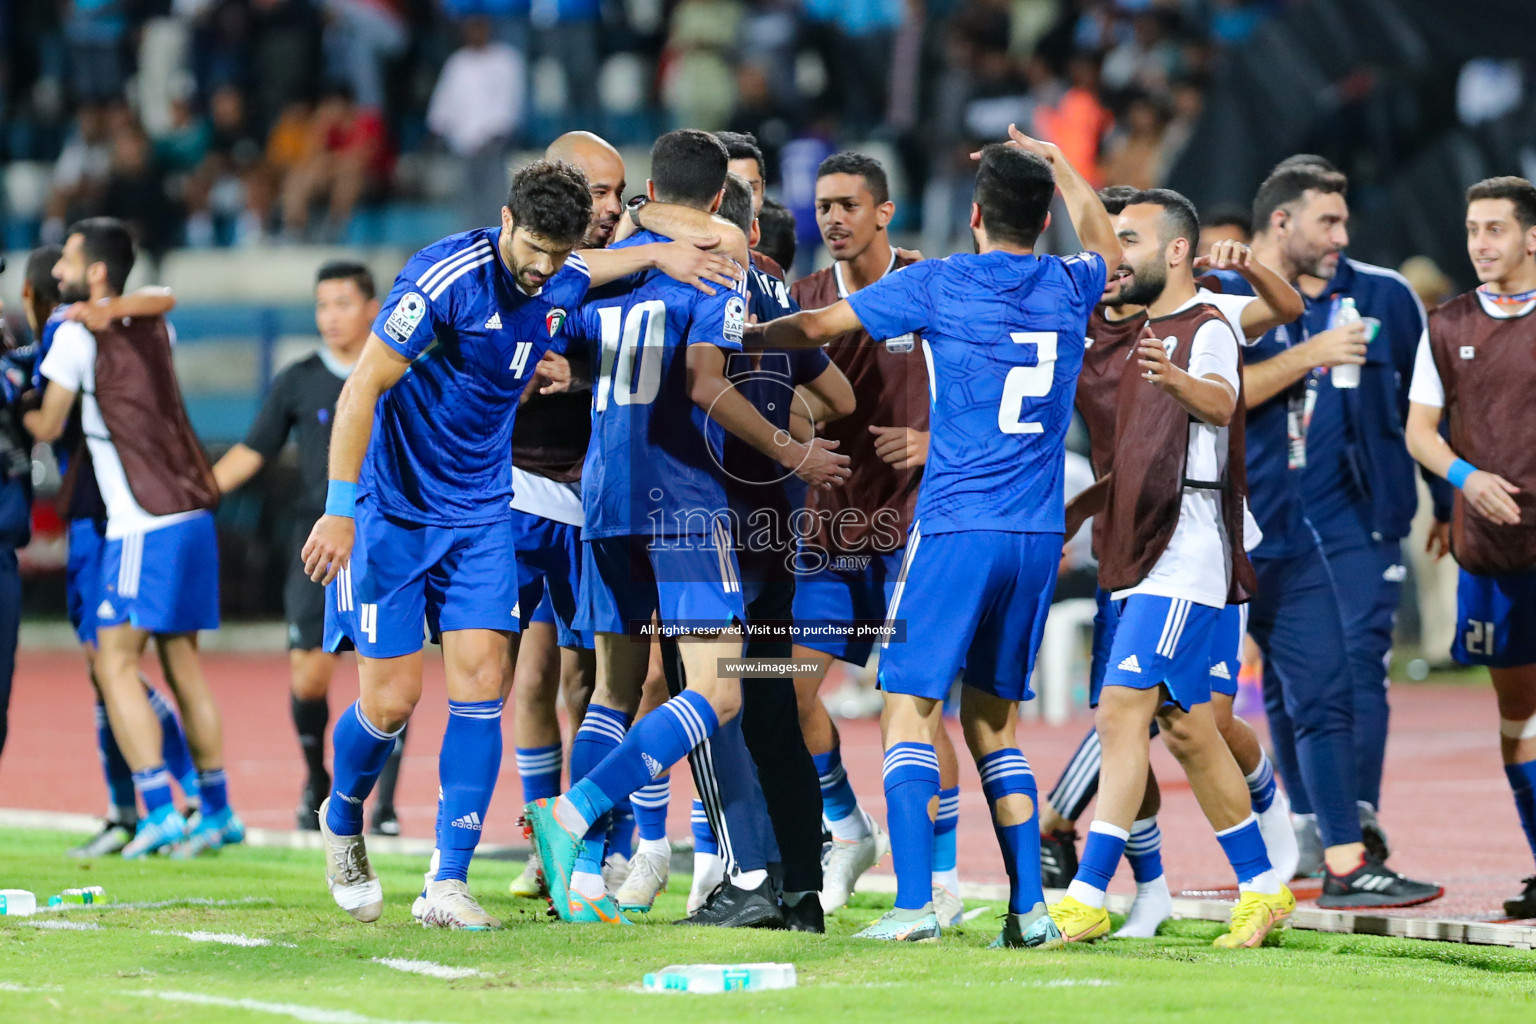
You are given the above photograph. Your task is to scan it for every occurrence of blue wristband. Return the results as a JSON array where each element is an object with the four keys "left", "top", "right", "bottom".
[
  {"left": 1447, "top": 459, "right": 1478, "bottom": 490},
  {"left": 325, "top": 480, "right": 358, "bottom": 518}
]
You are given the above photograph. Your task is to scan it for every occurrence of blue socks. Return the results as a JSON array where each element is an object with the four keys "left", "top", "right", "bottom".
[
  {"left": 514, "top": 743, "right": 563, "bottom": 803},
  {"left": 814, "top": 743, "right": 861, "bottom": 823},
  {"left": 436, "top": 699, "right": 504, "bottom": 883},
  {"left": 883, "top": 742, "right": 940, "bottom": 911},
  {"left": 631, "top": 778, "right": 671, "bottom": 841},
  {"left": 131, "top": 765, "right": 174, "bottom": 815},
  {"left": 145, "top": 685, "right": 199, "bottom": 800},
  {"left": 978, "top": 749, "right": 1043, "bottom": 913},
  {"left": 1068, "top": 821, "right": 1129, "bottom": 908},
  {"left": 1245, "top": 752, "right": 1277, "bottom": 814},
  {"left": 567, "top": 690, "right": 717, "bottom": 831},
  {"left": 933, "top": 785, "right": 960, "bottom": 890},
  {"left": 608, "top": 799, "right": 636, "bottom": 860},
  {"left": 1126, "top": 817, "right": 1164, "bottom": 883},
  {"left": 1216, "top": 814, "right": 1278, "bottom": 893},
  {"left": 326, "top": 702, "right": 403, "bottom": 836},
  {"left": 691, "top": 798, "right": 719, "bottom": 855},
  {"left": 196, "top": 769, "right": 228, "bottom": 817},
  {"left": 96, "top": 700, "right": 137, "bottom": 820},
  {"left": 1505, "top": 760, "right": 1536, "bottom": 864}
]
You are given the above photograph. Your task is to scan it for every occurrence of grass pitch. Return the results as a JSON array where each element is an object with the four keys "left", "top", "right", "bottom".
[{"left": 1, "top": 828, "right": 1533, "bottom": 1023}]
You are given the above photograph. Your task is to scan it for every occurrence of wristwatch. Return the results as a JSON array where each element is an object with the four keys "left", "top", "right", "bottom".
[{"left": 626, "top": 194, "right": 649, "bottom": 230}]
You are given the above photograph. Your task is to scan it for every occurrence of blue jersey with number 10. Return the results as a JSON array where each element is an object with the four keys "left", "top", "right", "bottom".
[
  {"left": 566, "top": 230, "right": 748, "bottom": 539},
  {"left": 847, "top": 250, "right": 1104, "bottom": 535}
]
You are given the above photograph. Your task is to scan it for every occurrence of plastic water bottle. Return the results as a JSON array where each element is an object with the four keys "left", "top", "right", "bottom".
[
  {"left": 1331, "top": 297, "right": 1362, "bottom": 389},
  {"left": 643, "top": 963, "right": 797, "bottom": 993},
  {"left": 0, "top": 890, "right": 37, "bottom": 917},
  {"left": 48, "top": 886, "right": 108, "bottom": 907}
]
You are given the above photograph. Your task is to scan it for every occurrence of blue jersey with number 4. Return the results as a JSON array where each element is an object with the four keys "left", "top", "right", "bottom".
[
  {"left": 847, "top": 250, "right": 1103, "bottom": 535},
  {"left": 566, "top": 230, "right": 748, "bottom": 538},
  {"left": 366, "top": 226, "right": 590, "bottom": 526}
]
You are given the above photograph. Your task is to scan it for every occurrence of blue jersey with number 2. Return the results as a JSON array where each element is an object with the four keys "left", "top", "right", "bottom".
[{"left": 847, "top": 250, "right": 1104, "bottom": 535}]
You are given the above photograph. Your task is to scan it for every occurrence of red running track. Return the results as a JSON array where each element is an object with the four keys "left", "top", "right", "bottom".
[{"left": 2, "top": 649, "right": 1529, "bottom": 922}]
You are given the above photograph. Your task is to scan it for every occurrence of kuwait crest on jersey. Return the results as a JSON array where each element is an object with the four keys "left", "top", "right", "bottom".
[{"left": 546, "top": 307, "right": 567, "bottom": 337}]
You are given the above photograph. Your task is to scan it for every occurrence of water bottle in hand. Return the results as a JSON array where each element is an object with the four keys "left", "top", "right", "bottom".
[
  {"left": 643, "top": 963, "right": 797, "bottom": 993},
  {"left": 1331, "top": 298, "right": 1362, "bottom": 389}
]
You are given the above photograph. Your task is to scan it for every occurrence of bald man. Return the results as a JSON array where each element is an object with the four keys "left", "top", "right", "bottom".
[{"left": 547, "top": 132, "right": 627, "bottom": 249}]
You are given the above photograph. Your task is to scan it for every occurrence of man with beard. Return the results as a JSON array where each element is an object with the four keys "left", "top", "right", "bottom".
[
  {"left": 1048, "top": 189, "right": 1294, "bottom": 948},
  {"left": 1036, "top": 185, "right": 1305, "bottom": 937},
  {"left": 1204, "top": 164, "right": 1443, "bottom": 908}
]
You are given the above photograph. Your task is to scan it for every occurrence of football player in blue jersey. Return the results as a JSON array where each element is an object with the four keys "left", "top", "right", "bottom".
[
  {"left": 521, "top": 131, "right": 850, "bottom": 926},
  {"left": 300, "top": 158, "right": 745, "bottom": 929},
  {"left": 754, "top": 129, "right": 1119, "bottom": 948}
]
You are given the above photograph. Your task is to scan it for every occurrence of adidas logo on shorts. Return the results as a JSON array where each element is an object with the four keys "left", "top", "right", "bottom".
[
  {"left": 451, "top": 812, "right": 483, "bottom": 831},
  {"left": 1210, "top": 661, "right": 1232, "bottom": 680},
  {"left": 485, "top": 312, "right": 503, "bottom": 330},
  {"left": 97, "top": 600, "right": 114, "bottom": 619},
  {"left": 1118, "top": 654, "right": 1142, "bottom": 673},
  {"left": 642, "top": 753, "right": 664, "bottom": 778}
]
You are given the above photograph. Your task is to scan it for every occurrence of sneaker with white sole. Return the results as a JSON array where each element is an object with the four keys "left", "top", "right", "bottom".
[
  {"left": 509, "top": 848, "right": 546, "bottom": 899},
  {"left": 616, "top": 848, "right": 670, "bottom": 913},
  {"left": 602, "top": 852, "right": 630, "bottom": 895},
  {"left": 820, "top": 814, "right": 888, "bottom": 912},
  {"left": 1256, "top": 787, "right": 1299, "bottom": 883},
  {"left": 687, "top": 851, "right": 726, "bottom": 915},
  {"left": 121, "top": 805, "right": 188, "bottom": 860},
  {"left": 170, "top": 807, "right": 246, "bottom": 859},
  {"left": 412, "top": 878, "right": 501, "bottom": 930},
  {"left": 318, "top": 797, "right": 383, "bottom": 923},
  {"left": 933, "top": 883, "right": 964, "bottom": 929}
]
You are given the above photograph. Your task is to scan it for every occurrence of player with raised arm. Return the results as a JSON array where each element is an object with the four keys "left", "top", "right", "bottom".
[
  {"left": 1405, "top": 176, "right": 1536, "bottom": 920},
  {"left": 756, "top": 131, "right": 1114, "bottom": 948},
  {"left": 298, "top": 158, "right": 743, "bottom": 930},
  {"left": 1048, "top": 190, "right": 1294, "bottom": 949},
  {"left": 211, "top": 261, "right": 407, "bottom": 834},
  {"left": 26, "top": 219, "right": 239, "bottom": 860},
  {"left": 521, "top": 131, "right": 849, "bottom": 927}
]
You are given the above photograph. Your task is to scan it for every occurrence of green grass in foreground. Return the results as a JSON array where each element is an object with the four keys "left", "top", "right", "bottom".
[{"left": 1, "top": 829, "right": 1534, "bottom": 1024}]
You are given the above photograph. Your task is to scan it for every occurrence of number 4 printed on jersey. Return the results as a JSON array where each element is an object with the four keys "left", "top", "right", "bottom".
[
  {"left": 998, "top": 332, "right": 1057, "bottom": 435},
  {"left": 508, "top": 341, "right": 533, "bottom": 378}
]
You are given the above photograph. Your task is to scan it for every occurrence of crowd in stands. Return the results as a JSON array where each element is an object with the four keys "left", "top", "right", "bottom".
[{"left": 0, "top": 0, "right": 1284, "bottom": 254}]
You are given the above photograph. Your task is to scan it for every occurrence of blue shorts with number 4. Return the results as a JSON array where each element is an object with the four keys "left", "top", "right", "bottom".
[
  {"left": 324, "top": 501, "right": 521, "bottom": 659},
  {"left": 577, "top": 530, "right": 745, "bottom": 634},
  {"left": 98, "top": 512, "right": 221, "bottom": 635},
  {"left": 1100, "top": 594, "right": 1222, "bottom": 711},
  {"left": 876, "top": 528, "right": 1059, "bottom": 702},
  {"left": 1452, "top": 568, "right": 1536, "bottom": 668},
  {"left": 791, "top": 548, "right": 906, "bottom": 666}
]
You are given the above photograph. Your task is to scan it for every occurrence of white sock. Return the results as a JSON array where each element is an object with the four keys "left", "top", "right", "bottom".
[
  {"left": 734, "top": 868, "right": 768, "bottom": 891},
  {"left": 1066, "top": 879, "right": 1107, "bottom": 909},
  {"left": 638, "top": 837, "right": 669, "bottom": 859},
  {"left": 933, "top": 866, "right": 960, "bottom": 894},
  {"left": 826, "top": 807, "right": 872, "bottom": 843},
  {"left": 1115, "top": 875, "right": 1172, "bottom": 938},
  {"left": 554, "top": 794, "right": 591, "bottom": 835},
  {"left": 1240, "top": 869, "right": 1281, "bottom": 896},
  {"left": 571, "top": 869, "right": 606, "bottom": 900}
]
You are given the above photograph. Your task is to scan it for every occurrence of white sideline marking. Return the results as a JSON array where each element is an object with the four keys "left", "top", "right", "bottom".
[
  {"left": 19, "top": 919, "right": 103, "bottom": 930},
  {"left": 128, "top": 991, "right": 453, "bottom": 1024},
  {"left": 46, "top": 896, "right": 274, "bottom": 913},
  {"left": 959, "top": 907, "right": 990, "bottom": 924},
  {"left": 371, "top": 958, "right": 485, "bottom": 980},
  {"left": 152, "top": 929, "right": 298, "bottom": 948}
]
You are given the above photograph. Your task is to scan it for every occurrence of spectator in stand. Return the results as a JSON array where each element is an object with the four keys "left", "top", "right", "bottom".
[
  {"left": 803, "top": 0, "right": 906, "bottom": 133},
  {"left": 1101, "top": 92, "right": 1170, "bottom": 192},
  {"left": 1101, "top": 10, "right": 1183, "bottom": 95},
  {"left": 102, "top": 123, "right": 181, "bottom": 258},
  {"left": 427, "top": 16, "right": 526, "bottom": 230},
  {"left": 662, "top": 0, "right": 746, "bottom": 131},
  {"left": 531, "top": 0, "right": 601, "bottom": 125},
  {"left": 43, "top": 104, "right": 115, "bottom": 246},
  {"left": 1035, "top": 54, "right": 1112, "bottom": 188},
  {"left": 440, "top": 0, "right": 534, "bottom": 51},
  {"left": 64, "top": 0, "right": 129, "bottom": 103},
  {"left": 249, "top": 0, "right": 325, "bottom": 128},
  {"left": 186, "top": 85, "right": 281, "bottom": 246},
  {"left": 320, "top": 0, "right": 407, "bottom": 112},
  {"left": 279, "top": 86, "right": 392, "bottom": 242}
]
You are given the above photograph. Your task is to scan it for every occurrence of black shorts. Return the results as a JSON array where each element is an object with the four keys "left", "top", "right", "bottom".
[{"left": 285, "top": 526, "right": 326, "bottom": 651}]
